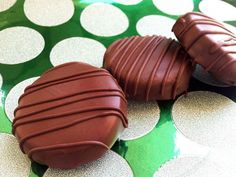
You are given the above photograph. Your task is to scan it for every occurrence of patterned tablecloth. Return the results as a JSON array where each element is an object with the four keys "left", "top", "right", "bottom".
[{"left": 0, "top": 0, "right": 236, "bottom": 177}]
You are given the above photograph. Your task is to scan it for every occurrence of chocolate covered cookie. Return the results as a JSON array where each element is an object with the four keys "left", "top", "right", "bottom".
[
  {"left": 104, "top": 36, "right": 194, "bottom": 101},
  {"left": 172, "top": 12, "right": 236, "bottom": 85},
  {"left": 13, "top": 62, "right": 128, "bottom": 169}
]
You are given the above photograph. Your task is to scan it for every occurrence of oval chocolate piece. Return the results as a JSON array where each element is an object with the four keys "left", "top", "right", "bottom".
[
  {"left": 104, "top": 36, "right": 194, "bottom": 101},
  {"left": 13, "top": 62, "right": 128, "bottom": 169},
  {"left": 172, "top": 12, "right": 236, "bottom": 86}
]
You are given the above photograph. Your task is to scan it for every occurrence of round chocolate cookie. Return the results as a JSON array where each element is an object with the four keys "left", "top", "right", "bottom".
[
  {"left": 13, "top": 62, "right": 128, "bottom": 169},
  {"left": 104, "top": 36, "right": 195, "bottom": 101},
  {"left": 172, "top": 12, "right": 236, "bottom": 86}
]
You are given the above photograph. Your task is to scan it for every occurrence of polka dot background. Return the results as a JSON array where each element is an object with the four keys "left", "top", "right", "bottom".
[
  {"left": 172, "top": 91, "right": 236, "bottom": 148},
  {"left": 50, "top": 37, "right": 106, "bottom": 67},
  {"left": 43, "top": 150, "right": 133, "bottom": 177},
  {"left": 80, "top": 3, "right": 129, "bottom": 37},
  {"left": 5, "top": 77, "right": 39, "bottom": 122},
  {"left": 120, "top": 101, "right": 160, "bottom": 141},
  {"left": 0, "top": 0, "right": 16, "bottom": 12},
  {"left": 0, "top": 27, "right": 44, "bottom": 64},
  {"left": 136, "top": 15, "right": 176, "bottom": 38},
  {"left": 115, "top": 0, "right": 143, "bottom": 5},
  {"left": 153, "top": 156, "right": 232, "bottom": 177},
  {"left": 0, "top": 0, "right": 236, "bottom": 177},
  {"left": 0, "top": 133, "right": 31, "bottom": 177},
  {"left": 24, "top": 0, "right": 75, "bottom": 26},
  {"left": 199, "top": 0, "right": 236, "bottom": 21},
  {"left": 152, "top": 0, "right": 194, "bottom": 15},
  {"left": 0, "top": 74, "right": 2, "bottom": 88}
]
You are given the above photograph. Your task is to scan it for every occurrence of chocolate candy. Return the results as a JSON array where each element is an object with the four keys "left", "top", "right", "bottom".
[
  {"left": 13, "top": 62, "right": 128, "bottom": 169},
  {"left": 172, "top": 12, "right": 236, "bottom": 86},
  {"left": 104, "top": 36, "right": 195, "bottom": 101}
]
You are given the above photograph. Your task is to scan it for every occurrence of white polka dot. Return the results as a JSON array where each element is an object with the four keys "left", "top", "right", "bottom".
[
  {"left": 152, "top": 0, "right": 194, "bottom": 15},
  {"left": 80, "top": 3, "right": 129, "bottom": 37},
  {"left": 223, "top": 22, "right": 236, "bottom": 34},
  {"left": 136, "top": 15, "right": 176, "bottom": 38},
  {"left": 0, "top": 27, "right": 44, "bottom": 64},
  {"left": 5, "top": 77, "right": 39, "bottom": 122},
  {"left": 114, "top": 0, "right": 143, "bottom": 5},
  {"left": 193, "top": 64, "right": 230, "bottom": 87},
  {"left": 174, "top": 132, "right": 210, "bottom": 157},
  {"left": 0, "top": 0, "right": 16, "bottom": 12},
  {"left": 24, "top": 0, "right": 74, "bottom": 26},
  {"left": 120, "top": 101, "right": 160, "bottom": 141},
  {"left": 0, "top": 74, "right": 2, "bottom": 88},
  {"left": 208, "top": 148, "right": 236, "bottom": 176},
  {"left": 43, "top": 150, "right": 133, "bottom": 177},
  {"left": 50, "top": 37, "right": 106, "bottom": 67},
  {"left": 172, "top": 91, "right": 236, "bottom": 148},
  {"left": 0, "top": 133, "right": 31, "bottom": 177},
  {"left": 153, "top": 156, "right": 228, "bottom": 177},
  {"left": 199, "top": 0, "right": 236, "bottom": 21}
]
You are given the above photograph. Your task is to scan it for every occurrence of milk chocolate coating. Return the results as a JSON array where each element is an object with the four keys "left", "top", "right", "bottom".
[
  {"left": 104, "top": 36, "right": 195, "bottom": 101},
  {"left": 13, "top": 62, "right": 128, "bottom": 169},
  {"left": 172, "top": 12, "right": 236, "bottom": 86}
]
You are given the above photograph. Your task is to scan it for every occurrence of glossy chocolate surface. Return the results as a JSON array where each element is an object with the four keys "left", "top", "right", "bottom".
[
  {"left": 104, "top": 36, "right": 194, "bottom": 101},
  {"left": 13, "top": 62, "right": 128, "bottom": 169},
  {"left": 172, "top": 12, "right": 236, "bottom": 86}
]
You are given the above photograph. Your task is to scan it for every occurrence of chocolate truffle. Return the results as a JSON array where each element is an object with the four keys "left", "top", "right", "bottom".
[
  {"left": 13, "top": 62, "right": 128, "bottom": 169},
  {"left": 172, "top": 12, "right": 236, "bottom": 86},
  {"left": 104, "top": 36, "right": 195, "bottom": 101}
]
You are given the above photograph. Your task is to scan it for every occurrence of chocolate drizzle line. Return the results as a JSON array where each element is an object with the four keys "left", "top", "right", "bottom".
[
  {"left": 123, "top": 36, "right": 157, "bottom": 93},
  {"left": 117, "top": 37, "right": 149, "bottom": 83},
  {"left": 13, "top": 96, "right": 127, "bottom": 131},
  {"left": 18, "top": 111, "right": 123, "bottom": 153},
  {"left": 15, "top": 89, "right": 126, "bottom": 115},
  {"left": 161, "top": 45, "right": 181, "bottom": 97},
  {"left": 113, "top": 36, "right": 139, "bottom": 75},
  {"left": 178, "top": 20, "right": 233, "bottom": 39},
  {"left": 186, "top": 31, "right": 235, "bottom": 51},
  {"left": 172, "top": 52, "right": 188, "bottom": 99},
  {"left": 14, "top": 105, "right": 127, "bottom": 132},
  {"left": 21, "top": 71, "right": 110, "bottom": 100},
  {"left": 146, "top": 39, "right": 174, "bottom": 100},
  {"left": 206, "top": 38, "right": 236, "bottom": 71},
  {"left": 133, "top": 37, "right": 164, "bottom": 95}
]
